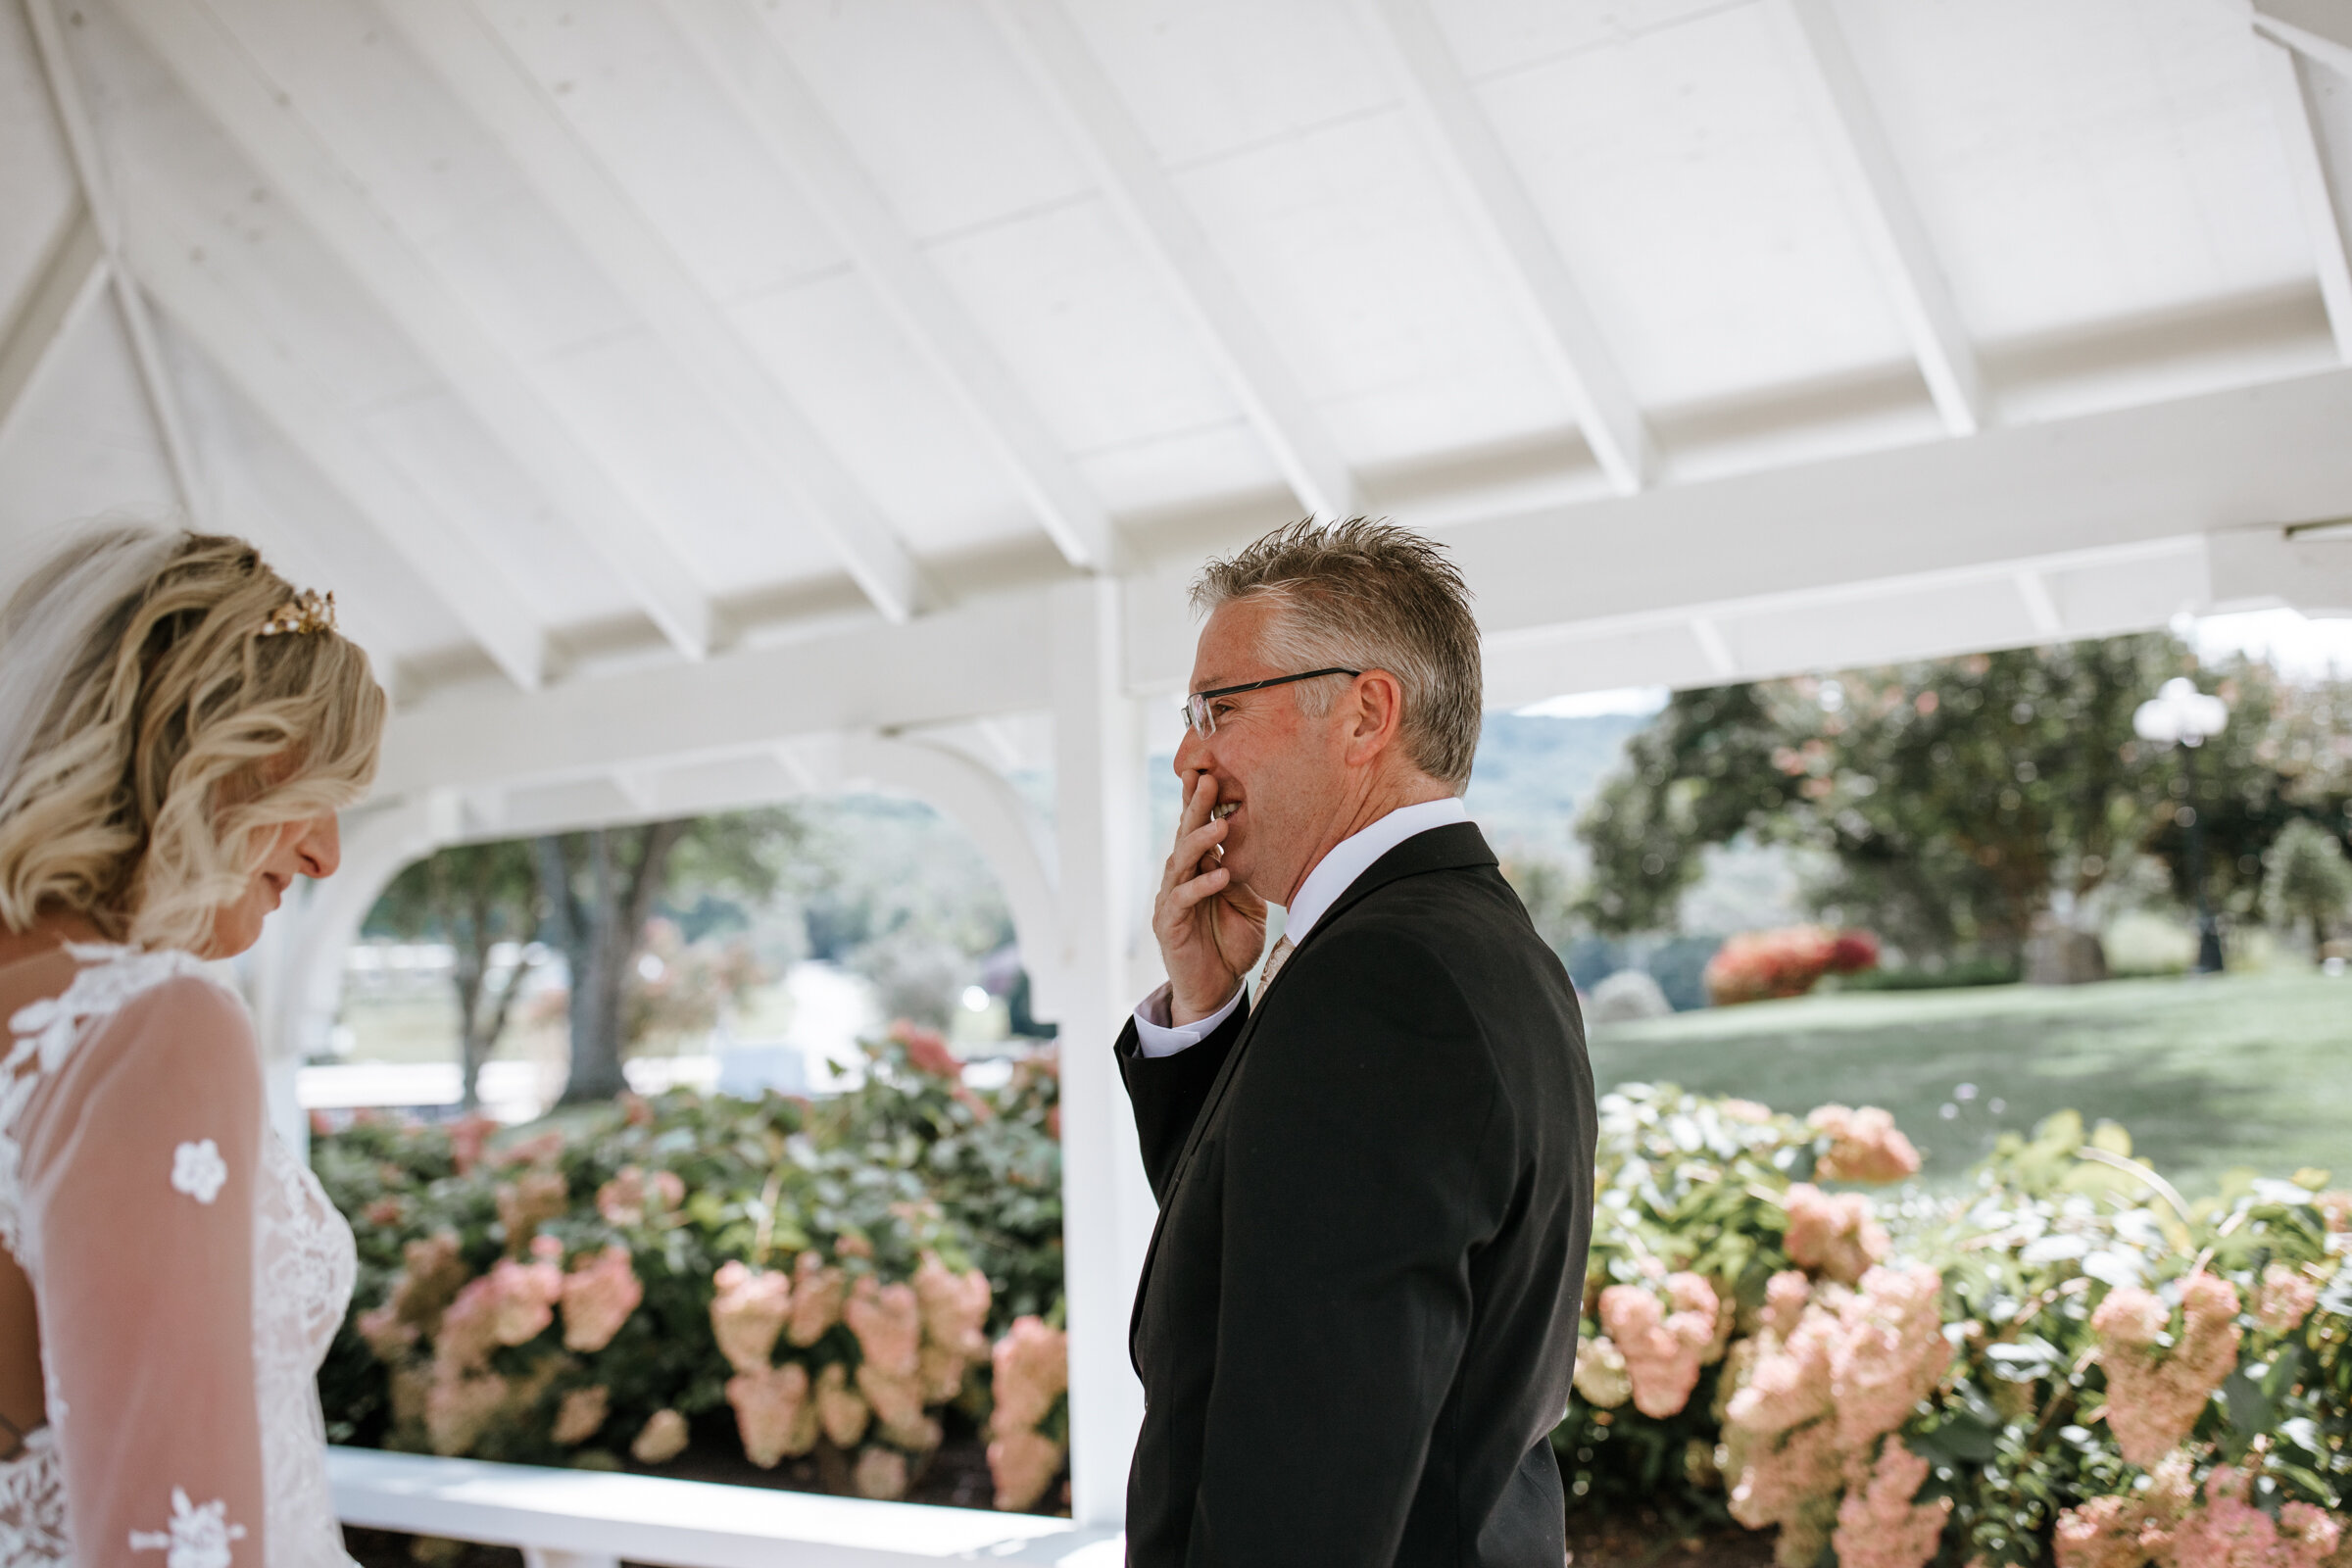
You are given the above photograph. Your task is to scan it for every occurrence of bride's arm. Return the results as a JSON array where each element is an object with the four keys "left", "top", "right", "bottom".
[{"left": 24, "top": 975, "right": 269, "bottom": 1568}]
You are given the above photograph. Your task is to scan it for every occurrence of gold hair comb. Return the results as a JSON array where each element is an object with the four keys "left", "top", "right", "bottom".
[{"left": 259, "top": 589, "right": 336, "bottom": 637}]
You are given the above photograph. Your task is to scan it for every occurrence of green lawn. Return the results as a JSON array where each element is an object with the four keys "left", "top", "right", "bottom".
[{"left": 1588, "top": 973, "right": 2352, "bottom": 1194}]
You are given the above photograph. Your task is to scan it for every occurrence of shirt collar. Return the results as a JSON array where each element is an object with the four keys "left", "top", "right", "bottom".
[{"left": 1279, "top": 797, "right": 1471, "bottom": 947}]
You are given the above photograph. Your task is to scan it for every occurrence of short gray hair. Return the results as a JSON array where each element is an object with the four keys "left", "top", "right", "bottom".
[{"left": 1191, "top": 517, "right": 1481, "bottom": 789}]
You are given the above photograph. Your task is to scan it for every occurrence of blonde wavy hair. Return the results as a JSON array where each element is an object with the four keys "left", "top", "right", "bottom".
[{"left": 0, "top": 528, "right": 386, "bottom": 953}]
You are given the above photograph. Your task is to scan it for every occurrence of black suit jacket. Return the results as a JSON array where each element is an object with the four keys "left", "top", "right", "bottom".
[{"left": 1115, "top": 822, "right": 1596, "bottom": 1568}]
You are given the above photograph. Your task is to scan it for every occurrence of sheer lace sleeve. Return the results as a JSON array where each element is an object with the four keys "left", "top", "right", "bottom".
[{"left": 19, "top": 974, "right": 268, "bottom": 1568}]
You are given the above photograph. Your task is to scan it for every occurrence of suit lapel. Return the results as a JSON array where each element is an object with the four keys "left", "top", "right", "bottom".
[{"left": 1125, "top": 823, "right": 1498, "bottom": 1361}]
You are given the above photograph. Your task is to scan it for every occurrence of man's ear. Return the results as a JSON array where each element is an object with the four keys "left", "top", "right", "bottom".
[{"left": 1344, "top": 670, "right": 1406, "bottom": 763}]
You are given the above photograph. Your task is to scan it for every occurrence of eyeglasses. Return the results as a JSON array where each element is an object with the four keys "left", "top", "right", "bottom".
[{"left": 1180, "top": 667, "right": 1361, "bottom": 736}]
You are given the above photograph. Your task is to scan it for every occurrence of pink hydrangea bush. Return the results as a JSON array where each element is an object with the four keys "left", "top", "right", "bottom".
[
  {"left": 2091, "top": 1275, "right": 2242, "bottom": 1467},
  {"left": 323, "top": 1074, "right": 1053, "bottom": 1492},
  {"left": 726, "top": 1362, "right": 815, "bottom": 1467},
  {"left": 551, "top": 1385, "right": 610, "bottom": 1446},
  {"left": 2253, "top": 1264, "right": 2318, "bottom": 1337},
  {"left": 1785, "top": 1183, "right": 1891, "bottom": 1285},
  {"left": 559, "top": 1245, "right": 643, "bottom": 1353},
  {"left": 1810, "top": 1105, "right": 1923, "bottom": 1184},
  {"left": 1705, "top": 926, "right": 1880, "bottom": 1005},
  {"left": 1832, "top": 1441, "right": 1952, "bottom": 1568},
  {"left": 2056, "top": 1454, "right": 2343, "bottom": 1568},
  {"left": 710, "top": 1260, "right": 793, "bottom": 1375},
  {"left": 2172, "top": 1460, "right": 2342, "bottom": 1568},
  {"left": 988, "top": 1314, "right": 1070, "bottom": 1511},
  {"left": 1718, "top": 1262, "right": 1952, "bottom": 1568},
  {"left": 1598, "top": 1272, "right": 1722, "bottom": 1418}
]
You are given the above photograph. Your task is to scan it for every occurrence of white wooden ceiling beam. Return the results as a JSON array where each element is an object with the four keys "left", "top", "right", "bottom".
[
  {"left": 2013, "top": 569, "right": 2065, "bottom": 640},
  {"left": 1125, "top": 365, "right": 2352, "bottom": 690},
  {"left": 0, "top": 199, "right": 105, "bottom": 444},
  {"left": 377, "top": 0, "right": 927, "bottom": 622},
  {"left": 24, "top": 0, "right": 214, "bottom": 525},
  {"left": 373, "top": 583, "right": 1057, "bottom": 800},
  {"left": 660, "top": 0, "right": 1120, "bottom": 573},
  {"left": 1769, "top": 0, "right": 1986, "bottom": 436},
  {"left": 116, "top": 0, "right": 719, "bottom": 659},
  {"left": 122, "top": 172, "right": 550, "bottom": 691},
  {"left": 2253, "top": 0, "right": 2352, "bottom": 78},
  {"left": 1688, "top": 617, "right": 1739, "bottom": 679},
  {"left": 379, "top": 368, "right": 2352, "bottom": 798},
  {"left": 2252, "top": 36, "right": 2352, "bottom": 362},
  {"left": 1349, "top": 0, "right": 1655, "bottom": 493},
  {"left": 982, "top": 0, "right": 1359, "bottom": 518}
]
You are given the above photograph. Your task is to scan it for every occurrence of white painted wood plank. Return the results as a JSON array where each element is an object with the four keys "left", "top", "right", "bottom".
[
  {"left": 1044, "top": 577, "right": 1152, "bottom": 1529},
  {"left": 0, "top": 198, "right": 103, "bottom": 443},
  {"left": 378, "top": 0, "right": 927, "bottom": 622},
  {"left": 1349, "top": 0, "right": 1655, "bottom": 494},
  {"left": 24, "top": 0, "right": 212, "bottom": 523},
  {"left": 328, "top": 1447, "right": 1119, "bottom": 1568},
  {"left": 123, "top": 174, "right": 548, "bottom": 690},
  {"left": 115, "top": 0, "right": 718, "bottom": 657},
  {"left": 982, "top": 0, "right": 1358, "bottom": 518},
  {"left": 2254, "top": 36, "right": 2352, "bottom": 361},
  {"left": 2255, "top": 0, "right": 2352, "bottom": 79},
  {"left": 372, "top": 584, "right": 1055, "bottom": 799},
  {"left": 663, "top": 0, "right": 1118, "bottom": 570},
  {"left": 1768, "top": 0, "right": 1985, "bottom": 435}
]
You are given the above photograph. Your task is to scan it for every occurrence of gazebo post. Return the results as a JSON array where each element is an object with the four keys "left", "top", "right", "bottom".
[{"left": 1046, "top": 577, "right": 1158, "bottom": 1528}]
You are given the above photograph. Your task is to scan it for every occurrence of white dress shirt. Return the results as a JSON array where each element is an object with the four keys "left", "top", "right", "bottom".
[{"left": 1132, "top": 796, "right": 1472, "bottom": 1057}]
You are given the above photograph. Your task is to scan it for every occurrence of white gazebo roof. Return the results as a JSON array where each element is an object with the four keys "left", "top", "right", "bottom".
[
  {"left": 4, "top": 0, "right": 2350, "bottom": 1534},
  {"left": 6, "top": 0, "right": 2348, "bottom": 724}
]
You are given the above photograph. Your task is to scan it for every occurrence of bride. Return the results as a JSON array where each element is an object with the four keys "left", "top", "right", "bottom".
[{"left": 0, "top": 527, "right": 385, "bottom": 1567}]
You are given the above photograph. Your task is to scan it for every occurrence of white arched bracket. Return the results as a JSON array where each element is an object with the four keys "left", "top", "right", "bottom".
[{"left": 834, "top": 734, "right": 1062, "bottom": 1014}]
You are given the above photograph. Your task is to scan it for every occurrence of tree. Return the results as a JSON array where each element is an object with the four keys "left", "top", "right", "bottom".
[
  {"left": 538, "top": 809, "right": 804, "bottom": 1103},
  {"left": 1576, "top": 637, "right": 2187, "bottom": 964},
  {"left": 2266, "top": 817, "right": 2352, "bottom": 958},
  {"left": 2137, "top": 663, "right": 2352, "bottom": 921},
  {"left": 370, "top": 843, "right": 544, "bottom": 1110}
]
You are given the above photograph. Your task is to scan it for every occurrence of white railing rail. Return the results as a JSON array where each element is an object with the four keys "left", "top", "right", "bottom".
[{"left": 328, "top": 1448, "right": 1123, "bottom": 1568}]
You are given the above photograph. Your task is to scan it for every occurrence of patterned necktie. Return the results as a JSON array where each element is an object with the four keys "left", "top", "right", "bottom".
[{"left": 1255, "top": 934, "right": 1295, "bottom": 997}]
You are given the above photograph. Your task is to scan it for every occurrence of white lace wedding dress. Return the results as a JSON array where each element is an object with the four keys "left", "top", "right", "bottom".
[{"left": 0, "top": 943, "right": 357, "bottom": 1568}]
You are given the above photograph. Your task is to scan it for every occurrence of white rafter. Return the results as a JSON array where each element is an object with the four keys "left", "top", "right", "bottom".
[
  {"left": 0, "top": 199, "right": 105, "bottom": 443},
  {"left": 2253, "top": 0, "right": 2352, "bottom": 78},
  {"left": 1349, "top": 0, "right": 1654, "bottom": 493},
  {"left": 117, "top": 0, "right": 720, "bottom": 659},
  {"left": 24, "top": 0, "right": 214, "bottom": 524},
  {"left": 1769, "top": 0, "right": 1985, "bottom": 436},
  {"left": 2252, "top": 36, "right": 2352, "bottom": 362},
  {"left": 2013, "top": 569, "right": 2065, "bottom": 640},
  {"left": 122, "top": 170, "right": 550, "bottom": 691},
  {"left": 1688, "top": 617, "right": 1739, "bottom": 679},
  {"left": 377, "top": 0, "right": 928, "bottom": 621},
  {"left": 659, "top": 0, "right": 1120, "bottom": 572},
  {"left": 981, "top": 0, "right": 1359, "bottom": 518}
]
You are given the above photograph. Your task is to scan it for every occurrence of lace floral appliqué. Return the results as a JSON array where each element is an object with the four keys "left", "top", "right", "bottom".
[
  {"left": 128, "top": 1489, "right": 245, "bottom": 1568},
  {"left": 172, "top": 1140, "right": 227, "bottom": 1204}
]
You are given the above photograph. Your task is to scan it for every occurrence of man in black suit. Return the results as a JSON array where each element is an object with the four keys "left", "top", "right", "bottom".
[{"left": 1115, "top": 518, "right": 1596, "bottom": 1566}]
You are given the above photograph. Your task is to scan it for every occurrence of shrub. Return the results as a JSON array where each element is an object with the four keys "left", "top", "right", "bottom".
[
  {"left": 323, "top": 1050, "right": 2351, "bottom": 1561},
  {"left": 1704, "top": 926, "right": 1881, "bottom": 1005},
  {"left": 1559, "top": 1087, "right": 2350, "bottom": 1568},
  {"left": 316, "top": 1022, "right": 1067, "bottom": 1508}
]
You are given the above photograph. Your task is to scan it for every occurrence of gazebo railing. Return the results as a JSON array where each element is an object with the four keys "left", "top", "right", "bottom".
[{"left": 327, "top": 1448, "right": 1123, "bottom": 1568}]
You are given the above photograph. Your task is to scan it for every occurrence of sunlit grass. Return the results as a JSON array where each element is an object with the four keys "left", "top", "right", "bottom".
[{"left": 1587, "top": 972, "right": 2352, "bottom": 1193}]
